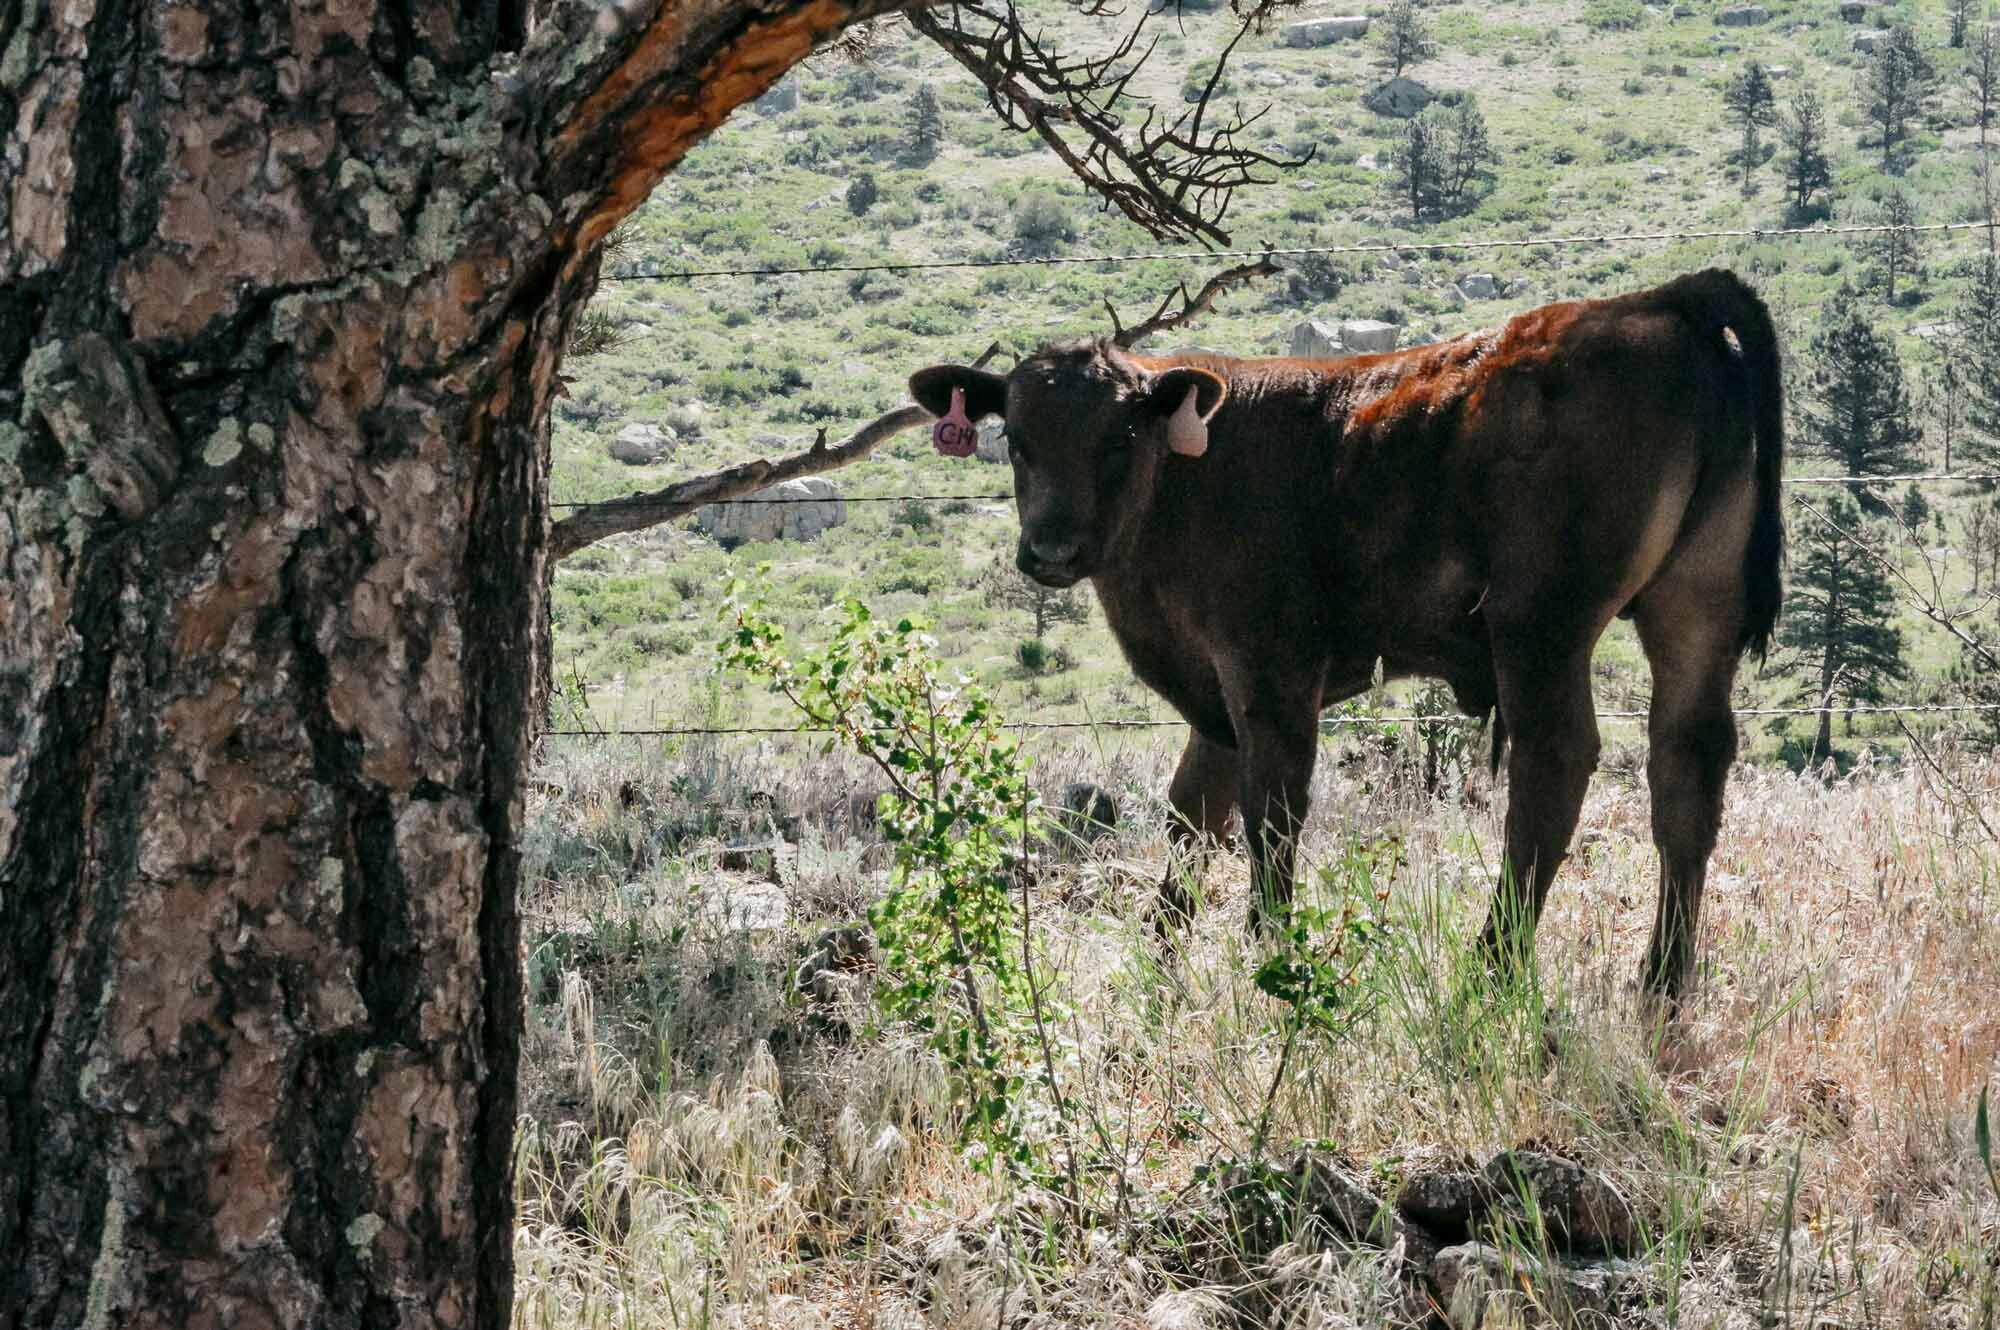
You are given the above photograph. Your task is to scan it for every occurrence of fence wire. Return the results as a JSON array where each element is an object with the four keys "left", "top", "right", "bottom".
[
  {"left": 600, "top": 220, "right": 1998, "bottom": 284},
  {"left": 550, "top": 474, "right": 2000, "bottom": 512},
  {"left": 546, "top": 701, "right": 2000, "bottom": 739}
]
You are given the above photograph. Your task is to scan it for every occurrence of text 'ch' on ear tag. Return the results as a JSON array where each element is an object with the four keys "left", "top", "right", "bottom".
[
  {"left": 1166, "top": 385, "right": 1208, "bottom": 457},
  {"left": 933, "top": 386, "right": 978, "bottom": 458}
]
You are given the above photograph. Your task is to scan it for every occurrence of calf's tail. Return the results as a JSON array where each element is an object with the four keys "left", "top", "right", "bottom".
[{"left": 1655, "top": 268, "right": 1786, "bottom": 660}]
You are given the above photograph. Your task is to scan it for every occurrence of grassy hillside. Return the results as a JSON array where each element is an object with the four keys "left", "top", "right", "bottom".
[
  {"left": 513, "top": 11, "right": 2000, "bottom": 1327},
  {"left": 548, "top": 0, "right": 1999, "bottom": 760}
]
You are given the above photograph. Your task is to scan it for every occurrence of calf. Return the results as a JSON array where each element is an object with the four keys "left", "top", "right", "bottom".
[{"left": 911, "top": 269, "right": 1784, "bottom": 999}]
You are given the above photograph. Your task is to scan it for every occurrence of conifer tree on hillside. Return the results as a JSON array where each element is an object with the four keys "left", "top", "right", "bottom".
[
  {"left": 1947, "top": 0, "right": 1975, "bottom": 48},
  {"left": 906, "top": 84, "right": 945, "bottom": 165},
  {"left": 1393, "top": 97, "right": 1499, "bottom": 219},
  {"left": 1724, "top": 61, "right": 1778, "bottom": 196},
  {"left": 1799, "top": 293, "right": 1924, "bottom": 505},
  {"left": 1921, "top": 353, "right": 1970, "bottom": 473},
  {"left": 1863, "top": 189, "right": 1923, "bottom": 303},
  {"left": 1777, "top": 496, "right": 1910, "bottom": 759},
  {"left": 1860, "top": 25, "right": 1937, "bottom": 171},
  {"left": 1379, "top": 0, "right": 1438, "bottom": 78},
  {"left": 1780, "top": 86, "right": 1836, "bottom": 219},
  {"left": 984, "top": 563, "right": 1091, "bottom": 642},
  {"left": 1957, "top": 253, "right": 2000, "bottom": 473}
]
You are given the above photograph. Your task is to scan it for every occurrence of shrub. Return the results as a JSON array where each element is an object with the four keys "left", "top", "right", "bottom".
[
  {"left": 1013, "top": 196, "right": 1076, "bottom": 257},
  {"left": 845, "top": 171, "right": 880, "bottom": 217}
]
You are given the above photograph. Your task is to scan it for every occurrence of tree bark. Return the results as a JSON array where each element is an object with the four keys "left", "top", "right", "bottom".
[{"left": 0, "top": 0, "right": 899, "bottom": 1324}]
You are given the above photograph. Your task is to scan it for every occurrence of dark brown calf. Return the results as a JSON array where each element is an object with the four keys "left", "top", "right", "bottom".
[{"left": 912, "top": 269, "right": 1784, "bottom": 999}]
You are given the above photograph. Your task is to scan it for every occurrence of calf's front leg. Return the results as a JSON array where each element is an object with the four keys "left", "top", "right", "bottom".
[
  {"left": 1233, "top": 702, "right": 1320, "bottom": 934},
  {"left": 1155, "top": 730, "right": 1240, "bottom": 935}
]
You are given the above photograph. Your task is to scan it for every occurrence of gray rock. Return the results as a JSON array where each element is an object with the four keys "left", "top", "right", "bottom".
[
  {"left": 1717, "top": 3, "right": 1768, "bottom": 22},
  {"left": 1672, "top": 3, "right": 1694, "bottom": 13},
  {"left": 1363, "top": 75, "right": 1433, "bottom": 118},
  {"left": 1340, "top": 318, "right": 1400, "bottom": 353},
  {"left": 1852, "top": 26, "right": 1891, "bottom": 50},
  {"left": 1217, "top": 1152, "right": 1409, "bottom": 1257},
  {"left": 1647, "top": 165, "right": 1672, "bottom": 180},
  {"left": 1767, "top": 63, "right": 1792, "bottom": 77},
  {"left": 608, "top": 422, "right": 679, "bottom": 465},
  {"left": 1396, "top": 1168, "right": 1495, "bottom": 1234},
  {"left": 975, "top": 416, "right": 1010, "bottom": 464},
  {"left": 1254, "top": 69, "right": 1290, "bottom": 89},
  {"left": 1912, "top": 320, "right": 1960, "bottom": 339},
  {"left": 1483, "top": 1151, "right": 1640, "bottom": 1255},
  {"left": 1056, "top": 783, "right": 1118, "bottom": 839},
  {"left": 1287, "top": 318, "right": 1344, "bottom": 358},
  {"left": 1503, "top": 277, "right": 1533, "bottom": 299},
  {"left": 1354, "top": 151, "right": 1383, "bottom": 171},
  {"left": 1431, "top": 1243, "right": 1648, "bottom": 1328},
  {"left": 662, "top": 400, "right": 709, "bottom": 439},
  {"left": 697, "top": 477, "right": 847, "bottom": 547},
  {"left": 1283, "top": 14, "right": 1368, "bottom": 46},
  {"left": 1457, "top": 272, "right": 1501, "bottom": 300}
]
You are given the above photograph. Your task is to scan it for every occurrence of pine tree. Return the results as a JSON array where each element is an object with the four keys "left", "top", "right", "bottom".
[
  {"left": 984, "top": 563, "right": 1091, "bottom": 641},
  {"left": 1863, "top": 189, "right": 1923, "bottom": 303},
  {"left": 1921, "top": 353, "right": 1969, "bottom": 473},
  {"left": 1379, "top": 0, "right": 1438, "bottom": 78},
  {"left": 1947, "top": 0, "right": 1975, "bottom": 49},
  {"left": 1799, "top": 292, "right": 1923, "bottom": 504},
  {"left": 1723, "top": 61, "right": 1778, "bottom": 196},
  {"left": 905, "top": 84, "right": 945, "bottom": 165},
  {"left": 1780, "top": 86, "right": 1835, "bottom": 220},
  {"left": 1957, "top": 253, "right": 2000, "bottom": 472},
  {"left": 1778, "top": 495, "right": 1909, "bottom": 759},
  {"left": 1391, "top": 98, "right": 1498, "bottom": 219},
  {"left": 1392, "top": 107, "right": 1445, "bottom": 219},
  {"left": 1860, "top": 25, "right": 1937, "bottom": 172}
]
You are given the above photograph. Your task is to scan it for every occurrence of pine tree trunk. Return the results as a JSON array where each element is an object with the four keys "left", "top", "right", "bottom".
[{"left": 0, "top": 0, "right": 895, "bottom": 1324}]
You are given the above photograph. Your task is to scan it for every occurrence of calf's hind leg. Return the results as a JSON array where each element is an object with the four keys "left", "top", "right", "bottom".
[
  {"left": 1631, "top": 606, "right": 1742, "bottom": 1002},
  {"left": 1478, "top": 638, "right": 1602, "bottom": 973},
  {"left": 1154, "top": 731, "right": 1238, "bottom": 934}
]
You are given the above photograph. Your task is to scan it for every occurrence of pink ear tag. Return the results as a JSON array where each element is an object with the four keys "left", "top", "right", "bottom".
[
  {"left": 932, "top": 387, "right": 978, "bottom": 458},
  {"left": 1165, "top": 385, "right": 1209, "bottom": 457}
]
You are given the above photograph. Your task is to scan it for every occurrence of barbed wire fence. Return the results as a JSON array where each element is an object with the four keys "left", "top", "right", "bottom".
[{"left": 547, "top": 213, "right": 2000, "bottom": 744}]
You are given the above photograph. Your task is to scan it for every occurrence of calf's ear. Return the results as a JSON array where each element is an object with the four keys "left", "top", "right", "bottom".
[
  {"left": 1143, "top": 366, "right": 1228, "bottom": 457},
  {"left": 910, "top": 365, "right": 1007, "bottom": 421}
]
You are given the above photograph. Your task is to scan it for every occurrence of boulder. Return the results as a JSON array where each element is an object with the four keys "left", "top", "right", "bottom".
[
  {"left": 1283, "top": 14, "right": 1368, "bottom": 46},
  {"left": 1363, "top": 76, "right": 1433, "bottom": 118},
  {"left": 608, "top": 422, "right": 679, "bottom": 465},
  {"left": 662, "top": 400, "right": 709, "bottom": 438},
  {"left": 975, "top": 416, "right": 1010, "bottom": 464},
  {"left": 1852, "top": 27, "right": 1891, "bottom": 50},
  {"left": 1287, "top": 318, "right": 1344, "bottom": 358},
  {"left": 1838, "top": 0, "right": 1880, "bottom": 19},
  {"left": 1483, "top": 1150, "right": 1640, "bottom": 1255},
  {"left": 1647, "top": 165, "right": 1672, "bottom": 180},
  {"left": 1767, "top": 63, "right": 1792, "bottom": 77},
  {"left": 1055, "top": 783, "right": 1118, "bottom": 840},
  {"left": 1431, "top": 1243, "right": 1649, "bottom": 1329},
  {"left": 1717, "top": 3, "right": 1768, "bottom": 22},
  {"left": 1339, "top": 318, "right": 1400, "bottom": 353},
  {"left": 697, "top": 477, "right": 847, "bottom": 547},
  {"left": 1354, "top": 150, "right": 1383, "bottom": 171},
  {"left": 1457, "top": 272, "right": 1501, "bottom": 300},
  {"left": 1671, "top": 3, "right": 1694, "bottom": 13},
  {"left": 1503, "top": 277, "right": 1533, "bottom": 299}
]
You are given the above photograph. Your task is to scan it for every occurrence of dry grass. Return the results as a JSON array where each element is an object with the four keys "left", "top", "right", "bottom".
[{"left": 512, "top": 730, "right": 2000, "bottom": 1329}]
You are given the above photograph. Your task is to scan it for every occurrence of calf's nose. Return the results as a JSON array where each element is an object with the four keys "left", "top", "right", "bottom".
[{"left": 1026, "top": 537, "right": 1081, "bottom": 568}]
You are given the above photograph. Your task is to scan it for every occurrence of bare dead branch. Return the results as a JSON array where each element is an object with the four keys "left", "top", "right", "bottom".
[
  {"left": 908, "top": 0, "right": 1309, "bottom": 245},
  {"left": 1107, "top": 256, "right": 1279, "bottom": 347},
  {"left": 1893, "top": 716, "right": 2000, "bottom": 844},
  {"left": 553, "top": 342, "right": 1004, "bottom": 560}
]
